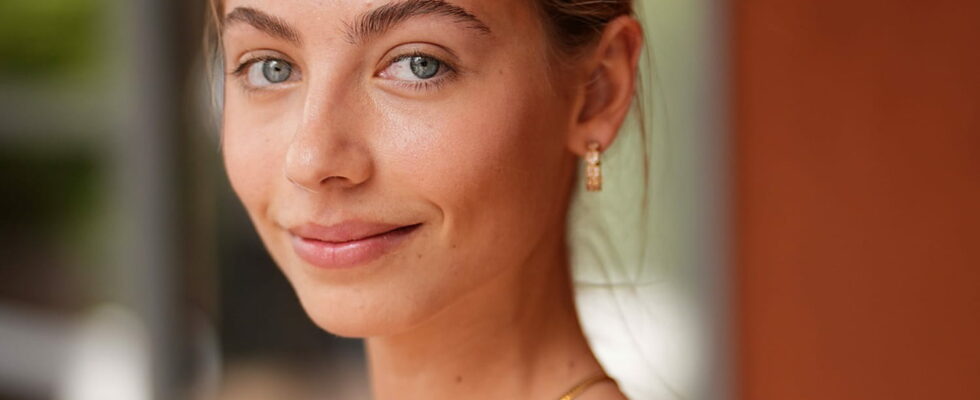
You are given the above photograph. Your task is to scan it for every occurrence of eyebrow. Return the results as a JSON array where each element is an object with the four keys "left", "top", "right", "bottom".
[
  {"left": 345, "top": 0, "right": 493, "bottom": 43},
  {"left": 224, "top": 7, "right": 302, "bottom": 45},
  {"left": 223, "top": 1, "right": 491, "bottom": 47}
]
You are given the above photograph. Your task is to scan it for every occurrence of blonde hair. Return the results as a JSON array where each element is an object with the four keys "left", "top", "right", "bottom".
[
  {"left": 203, "top": 0, "right": 634, "bottom": 63},
  {"left": 535, "top": 0, "right": 634, "bottom": 55}
]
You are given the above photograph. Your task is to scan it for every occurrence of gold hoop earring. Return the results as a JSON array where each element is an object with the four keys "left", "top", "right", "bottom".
[{"left": 585, "top": 141, "right": 602, "bottom": 192}]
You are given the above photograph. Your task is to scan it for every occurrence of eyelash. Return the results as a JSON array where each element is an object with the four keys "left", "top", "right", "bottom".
[
  {"left": 228, "top": 50, "right": 457, "bottom": 92},
  {"left": 231, "top": 55, "right": 276, "bottom": 76},
  {"left": 229, "top": 55, "right": 294, "bottom": 94},
  {"left": 384, "top": 50, "right": 458, "bottom": 91}
]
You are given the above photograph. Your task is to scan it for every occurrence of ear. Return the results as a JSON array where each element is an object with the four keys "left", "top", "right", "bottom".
[{"left": 566, "top": 15, "right": 644, "bottom": 157}]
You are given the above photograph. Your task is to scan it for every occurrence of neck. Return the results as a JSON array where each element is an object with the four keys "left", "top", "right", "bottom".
[{"left": 365, "top": 232, "right": 605, "bottom": 400}]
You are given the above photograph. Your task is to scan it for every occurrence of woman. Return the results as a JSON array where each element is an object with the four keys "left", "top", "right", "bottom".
[{"left": 208, "top": 0, "right": 645, "bottom": 398}]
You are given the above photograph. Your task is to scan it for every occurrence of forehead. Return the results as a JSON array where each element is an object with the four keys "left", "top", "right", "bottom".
[{"left": 220, "top": 0, "right": 539, "bottom": 36}]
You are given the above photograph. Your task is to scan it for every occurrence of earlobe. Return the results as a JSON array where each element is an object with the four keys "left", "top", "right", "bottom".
[{"left": 565, "top": 15, "right": 644, "bottom": 157}]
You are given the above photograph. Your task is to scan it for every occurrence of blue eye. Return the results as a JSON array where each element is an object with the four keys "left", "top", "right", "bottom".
[
  {"left": 263, "top": 59, "right": 292, "bottom": 82},
  {"left": 245, "top": 58, "right": 294, "bottom": 87},
  {"left": 409, "top": 56, "right": 440, "bottom": 79},
  {"left": 382, "top": 54, "right": 448, "bottom": 82}
]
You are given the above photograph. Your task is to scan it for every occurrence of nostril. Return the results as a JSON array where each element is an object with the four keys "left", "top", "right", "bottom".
[
  {"left": 320, "top": 175, "right": 354, "bottom": 187},
  {"left": 283, "top": 135, "right": 374, "bottom": 190}
]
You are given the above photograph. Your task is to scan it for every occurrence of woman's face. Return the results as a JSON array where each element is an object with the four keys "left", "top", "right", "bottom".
[{"left": 221, "top": 0, "right": 581, "bottom": 337}]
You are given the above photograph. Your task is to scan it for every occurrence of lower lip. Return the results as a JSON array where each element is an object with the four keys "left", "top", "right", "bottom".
[{"left": 290, "top": 224, "right": 421, "bottom": 269}]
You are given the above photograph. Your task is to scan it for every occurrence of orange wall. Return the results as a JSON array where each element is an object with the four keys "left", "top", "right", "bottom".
[{"left": 733, "top": 1, "right": 980, "bottom": 399}]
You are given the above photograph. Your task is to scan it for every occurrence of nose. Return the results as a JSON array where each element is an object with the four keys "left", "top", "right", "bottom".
[{"left": 283, "top": 90, "right": 373, "bottom": 192}]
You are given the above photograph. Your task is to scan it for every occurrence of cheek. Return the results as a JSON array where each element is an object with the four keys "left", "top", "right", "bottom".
[
  {"left": 381, "top": 69, "right": 572, "bottom": 276},
  {"left": 221, "top": 96, "right": 292, "bottom": 219}
]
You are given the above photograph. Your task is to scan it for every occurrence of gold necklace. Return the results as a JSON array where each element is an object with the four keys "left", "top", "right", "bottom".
[{"left": 557, "top": 374, "right": 614, "bottom": 400}]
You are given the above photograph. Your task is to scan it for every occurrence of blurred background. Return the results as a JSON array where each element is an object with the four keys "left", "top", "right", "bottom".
[
  {"left": 0, "top": 0, "right": 978, "bottom": 400},
  {"left": 0, "top": 1, "right": 367, "bottom": 399}
]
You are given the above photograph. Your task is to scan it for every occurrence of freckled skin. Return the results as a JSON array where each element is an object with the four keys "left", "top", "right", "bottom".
[
  {"left": 222, "top": 0, "right": 574, "bottom": 338},
  {"left": 218, "top": 0, "right": 641, "bottom": 398}
]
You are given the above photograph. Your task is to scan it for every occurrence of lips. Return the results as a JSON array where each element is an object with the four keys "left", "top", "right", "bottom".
[{"left": 288, "top": 221, "right": 421, "bottom": 269}]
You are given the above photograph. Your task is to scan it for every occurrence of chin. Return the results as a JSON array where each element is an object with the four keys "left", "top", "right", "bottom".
[{"left": 290, "top": 279, "right": 437, "bottom": 338}]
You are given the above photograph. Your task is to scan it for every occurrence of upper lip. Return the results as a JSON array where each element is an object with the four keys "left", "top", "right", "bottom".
[{"left": 289, "top": 220, "right": 417, "bottom": 243}]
